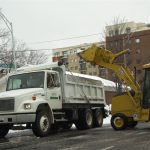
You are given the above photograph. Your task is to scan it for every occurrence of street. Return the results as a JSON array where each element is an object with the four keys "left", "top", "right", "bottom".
[{"left": 1, "top": 123, "right": 150, "bottom": 150}]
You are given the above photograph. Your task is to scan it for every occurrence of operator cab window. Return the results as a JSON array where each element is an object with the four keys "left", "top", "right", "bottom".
[
  {"left": 143, "top": 69, "right": 150, "bottom": 107},
  {"left": 47, "top": 73, "right": 60, "bottom": 88}
]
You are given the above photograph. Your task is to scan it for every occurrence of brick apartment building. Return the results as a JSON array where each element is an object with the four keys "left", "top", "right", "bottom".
[{"left": 105, "top": 22, "right": 150, "bottom": 84}]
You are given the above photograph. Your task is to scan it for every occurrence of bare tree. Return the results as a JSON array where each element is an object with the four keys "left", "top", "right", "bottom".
[
  {"left": 15, "top": 41, "right": 48, "bottom": 68},
  {"left": 0, "top": 19, "right": 48, "bottom": 73},
  {"left": 0, "top": 17, "right": 13, "bottom": 73}
]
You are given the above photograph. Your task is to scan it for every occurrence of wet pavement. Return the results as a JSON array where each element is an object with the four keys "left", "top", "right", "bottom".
[{"left": 1, "top": 123, "right": 150, "bottom": 150}]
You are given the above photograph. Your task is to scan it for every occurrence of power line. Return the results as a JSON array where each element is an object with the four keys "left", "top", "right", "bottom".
[
  {"left": 28, "top": 33, "right": 102, "bottom": 45},
  {"left": 16, "top": 49, "right": 52, "bottom": 52},
  {"left": 0, "top": 48, "right": 52, "bottom": 53}
]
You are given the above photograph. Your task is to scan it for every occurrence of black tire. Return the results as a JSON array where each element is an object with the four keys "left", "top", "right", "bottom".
[
  {"left": 32, "top": 111, "right": 51, "bottom": 137},
  {"left": 128, "top": 121, "right": 138, "bottom": 128},
  {"left": 0, "top": 124, "right": 10, "bottom": 138},
  {"left": 93, "top": 109, "right": 103, "bottom": 128},
  {"left": 111, "top": 113, "right": 128, "bottom": 130},
  {"left": 75, "top": 109, "right": 93, "bottom": 130}
]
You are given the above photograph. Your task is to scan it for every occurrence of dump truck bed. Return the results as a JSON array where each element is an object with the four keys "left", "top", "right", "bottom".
[{"left": 63, "top": 71, "right": 106, "bottom": 105}]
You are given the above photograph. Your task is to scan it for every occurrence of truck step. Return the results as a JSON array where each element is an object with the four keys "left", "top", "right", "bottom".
[{"left": 53, "top": 112, "right": 66, "bottom": 115}]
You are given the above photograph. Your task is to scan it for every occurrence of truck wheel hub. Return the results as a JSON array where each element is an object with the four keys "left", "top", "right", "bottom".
[
  {"left": 97, "top": 112, "right": 102, "bottom": 124},
  {"left": 86, "top": 112, "right": 92, "bottom": 125},
  {"left": 40, "top": 115, "right": 49, "bottom": 132},
  {"left": 114, "top": 117, "right": 124, "bottom": 127}
]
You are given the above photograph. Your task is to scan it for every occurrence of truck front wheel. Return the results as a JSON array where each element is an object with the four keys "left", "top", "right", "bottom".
[
  {"left": 32, "top": 111, "right": 51, "bottom": 137},
  {"left": 0, "top": 124, "right": 10, "bottom": 138}
]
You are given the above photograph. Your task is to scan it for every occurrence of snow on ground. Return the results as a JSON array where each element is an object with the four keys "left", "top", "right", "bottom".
[
  {"left": 10, "top": 105, "right": 111, "bottom": 133},
  {"left": 104, "top": 115, "right": 111, "bottom": 125},
  {"left": 104, "top": 104, "right": 111, "bottom": 125},
  {"left": 9, "top": 116, "right": 111, "bottom": 134}
]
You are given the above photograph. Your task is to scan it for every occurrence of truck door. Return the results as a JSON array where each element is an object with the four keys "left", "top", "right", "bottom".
[{"left": 46, "top": 72, "right": 62, "bottom": 109}]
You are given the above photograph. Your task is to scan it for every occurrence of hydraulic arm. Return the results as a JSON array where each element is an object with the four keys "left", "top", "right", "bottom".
[{"left": 79, "top": 44, "right": 141, "bottom": 97}]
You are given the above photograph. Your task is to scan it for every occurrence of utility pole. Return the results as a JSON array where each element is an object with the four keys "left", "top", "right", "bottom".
[{"left": 0, "top": 10, "right": 16, "bottom": 71}]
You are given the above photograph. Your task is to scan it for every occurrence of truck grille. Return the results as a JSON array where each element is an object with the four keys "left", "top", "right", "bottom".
[{"left": 0, "top": 99, "right": 14, "bottom": 112}]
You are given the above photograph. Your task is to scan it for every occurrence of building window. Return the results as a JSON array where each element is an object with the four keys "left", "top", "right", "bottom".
[
  {"left": 100, "top": 68, "right": 106, "bottom": 77},
  {"left": 63, "top": 51, "right": 68, "bottom": 56},
  {"left": 115, "top": 29, "right": 119, "bottom": 35},
  {"left": 54, "top": 52, "right": 60, "bottom": 57},
  {"left": 74, "top": 50, "right": 77, "bottom": 54},
  {"left": 93, "top": 72, "right": 97, "bottom": 75},
  {"left": 80, "top": 47, "right": 85, "bottom": 50},
  {"left": 109, "top": 42, "right": 113, "bottom": 48},
  {"left": 80, "top": 63, "right": 86, "bottom": 70},
  {"left": 75, "top": 66, "right": 78, "bottom": 70},
  {"left": 109, "top": 30, "right": 113, "bottom": 37},
  {"left": 70, "top": 67, "right": 74, "bottom": 70},
  {"left": 126, "top": 27, "right": 131, "bottom": 34},
  {"left": 135, "top": 38, "right": 140, "bottom": 43},
  {"left": 81, "top": 70, "right": 86, "bottom": 74}
]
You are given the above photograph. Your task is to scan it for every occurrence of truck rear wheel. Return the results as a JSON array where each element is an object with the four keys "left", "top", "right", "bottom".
[
  {"left": 111, "top": 113, "right": 128, "bottom": 130},
  {"left": 0, "top": 124, "right": 10, "bottom": 138},
  {"left": 32, "top": 111, "right": 51, "bottom": 137},
  {"left": 93, "top": 109, "right": 103, "bottom": 128},
  {"left": 75, "top": 109, "right": 93, "bottom": 130}
]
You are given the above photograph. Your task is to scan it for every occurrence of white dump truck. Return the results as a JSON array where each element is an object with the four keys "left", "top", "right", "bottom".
[{"left": 0, "top": 63, "right": 107, "bottom": 137}]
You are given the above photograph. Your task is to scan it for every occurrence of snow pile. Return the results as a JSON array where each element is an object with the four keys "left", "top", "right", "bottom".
[
  {"left": 104, "top": 115, "right": 111, "bottom": 125},
  {"left": 66, "top": 71, "right": 116, "bottom": 92},
  {"left": 103, "top": 104, "right": 111, "bottom": 125}
]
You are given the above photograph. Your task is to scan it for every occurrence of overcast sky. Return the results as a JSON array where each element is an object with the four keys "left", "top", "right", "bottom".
[{"left": 0, "top": 0, "right": 149, "bottom": 50}]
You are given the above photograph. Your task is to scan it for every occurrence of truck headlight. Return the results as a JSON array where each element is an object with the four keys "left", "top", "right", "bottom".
[{"left": 24, "top": 103, "right": 31, "bottom": 109}]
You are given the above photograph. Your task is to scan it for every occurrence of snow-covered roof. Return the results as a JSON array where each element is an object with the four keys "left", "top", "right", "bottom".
[{"left": 16, "top": 62, "right": 58, "bottom": 72}]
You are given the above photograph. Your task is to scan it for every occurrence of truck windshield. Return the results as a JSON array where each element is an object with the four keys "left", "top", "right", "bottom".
[
  {"left": 7, "top": 72, "right": 44, "bottom": 91},
  {"left": 143, "top": 68, "right": 150, "bottom": 107}
]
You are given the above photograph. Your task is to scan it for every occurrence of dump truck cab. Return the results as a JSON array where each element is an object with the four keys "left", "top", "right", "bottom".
[{"left": 0, "top": 62, "right": 107, "bottom": 137}]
